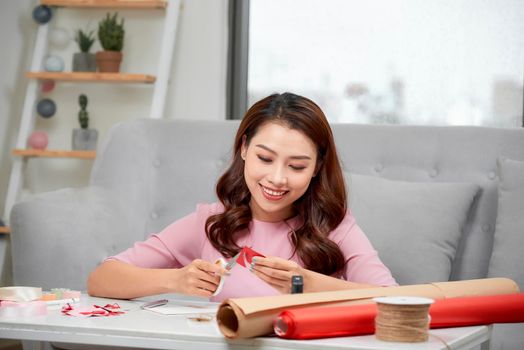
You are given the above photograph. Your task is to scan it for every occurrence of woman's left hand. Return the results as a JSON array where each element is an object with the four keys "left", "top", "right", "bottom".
[{"left": 249, "top": 256, "right": 307, "bottom": 294}]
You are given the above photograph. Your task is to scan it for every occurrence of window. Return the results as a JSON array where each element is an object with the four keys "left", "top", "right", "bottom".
[{"left": 245, "top": 0, "right": 524, "bottom": 126}]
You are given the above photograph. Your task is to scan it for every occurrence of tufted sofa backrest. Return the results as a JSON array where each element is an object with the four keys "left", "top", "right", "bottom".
[
  {"left": 91, "top": 119, "right": 239, "bottom": 247},
  {"left": 333, "top": 124, "right": 524, "bottom": 281},
  {"left": 91, "top": 119, "right": 524, "bottom": 281}
]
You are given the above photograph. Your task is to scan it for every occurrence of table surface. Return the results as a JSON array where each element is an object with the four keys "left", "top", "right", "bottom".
[{"left": 0, "top": 295, "right": 491, "bottom": 350}]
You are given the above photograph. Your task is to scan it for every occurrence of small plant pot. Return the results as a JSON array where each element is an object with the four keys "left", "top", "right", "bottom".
[
  {"left": 95, "top": 51, "right": 122, "bottom": 73},
  {"left": 72, "top": 128, "right": 98, "bottom": 150},
  {"left": 73, "top": 52, "right": 97, "bottom": 72}
]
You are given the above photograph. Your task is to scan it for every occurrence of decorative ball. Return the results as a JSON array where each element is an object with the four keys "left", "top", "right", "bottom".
[
  {"left": 41, "top": 80, "right": 56, "bottom": 93},
  {"left": 37, "top": 98, "right": 57, "bottom": 118},
  {"left": 32, "top": 5, "right": 52, "bottom": 24},
  {"left": 49, "top": 27, "right": 70, "bottom": 48},
  {"left": 44, "top": 55, "right": 64, "bottom": 72},
  {"left": 28, "top": 131, "right": 49, "bottom": 150}
]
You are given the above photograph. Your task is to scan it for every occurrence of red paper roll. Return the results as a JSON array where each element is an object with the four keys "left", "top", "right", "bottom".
[
  {"left": 275, "top": 293, "right": 524, "bottom": 340},
  {"left": 275, "top": 303, "right": 376, "bottom": 339},
  {"left": 430, "top": 293, "right": 524, "bottom": 327}
]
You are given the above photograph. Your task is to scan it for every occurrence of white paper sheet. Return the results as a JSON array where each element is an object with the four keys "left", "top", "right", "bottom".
[{"left": 144, "top": 304, "right": 219, "bottom": 315}]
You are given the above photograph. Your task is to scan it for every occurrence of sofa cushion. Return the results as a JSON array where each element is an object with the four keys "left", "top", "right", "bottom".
[
  {"left": 487, "top": 158, "right": 524, "bottom": 350},
  {"left": 346, "top": 173, "right": 479, "bottom": 285},
  {"left": 488, "top": 158, "right": 524, "bottom": 287}
]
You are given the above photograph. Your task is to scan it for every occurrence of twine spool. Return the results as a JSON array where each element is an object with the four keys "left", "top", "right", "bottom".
[{"left": 373, "top": 296, "right": 434, "bottom": 343}]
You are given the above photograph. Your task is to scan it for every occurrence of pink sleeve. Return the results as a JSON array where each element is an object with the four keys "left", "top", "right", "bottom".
[
  {"left": 108, "top": 204, "right": 211, "bottom": 268},
  {"left": 331, "top": 211, "right": 398, "bottom": 286}
]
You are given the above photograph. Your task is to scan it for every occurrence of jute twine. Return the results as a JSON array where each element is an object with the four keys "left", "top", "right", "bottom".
[{"left": 374, "top": 296, "right": 433, "bottom": 343}]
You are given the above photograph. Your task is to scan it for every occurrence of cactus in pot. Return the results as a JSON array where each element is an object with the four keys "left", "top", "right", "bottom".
[
  {"left": 72, "top": 94, "right": 98, "bottom": 150},
  {"left": 96, "top": 12, "right": 125, "bottom": 72},
  {"left": 73, "top": 29, "right": 97, "bottom": 72},
  {"left": 78, "top": 94, "right": 89, "bottom": 128}
]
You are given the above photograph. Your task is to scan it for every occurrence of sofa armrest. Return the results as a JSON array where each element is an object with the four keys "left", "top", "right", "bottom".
[{"left": 10, "top": 186, "right": 131, "bottom": 291}]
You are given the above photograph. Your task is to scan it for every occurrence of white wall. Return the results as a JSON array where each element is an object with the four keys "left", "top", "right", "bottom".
[{"left": 0, "top": 0, "right": 228, "bottom": 284}]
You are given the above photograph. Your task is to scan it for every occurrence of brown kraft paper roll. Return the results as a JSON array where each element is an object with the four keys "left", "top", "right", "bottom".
[{"left": 216, "top": 278, "right": 519, "bottom": 339}]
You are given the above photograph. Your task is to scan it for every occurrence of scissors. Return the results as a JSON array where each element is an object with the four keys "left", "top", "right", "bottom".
[{"left": 223, "top": 251, "right": 241, "bottom": 271}]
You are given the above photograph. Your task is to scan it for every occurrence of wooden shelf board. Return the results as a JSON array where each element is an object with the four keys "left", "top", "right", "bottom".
[
  {"left": 12, "top": 149, "right": 96, "bottom": 159},
  {"left": 41, "top": 0, "right": 167, "bottom": 9},
  {"left": 26, "top": 72, "right": 156, "bottom": 84},
  {"left": 0, "top": 227, "right": 10, "bottom": 234}
]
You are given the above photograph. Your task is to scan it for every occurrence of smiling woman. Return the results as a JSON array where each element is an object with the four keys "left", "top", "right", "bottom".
[
  {"left": 87, "top": 92, "right": 397, "bottom": 302},
  {"left": 241, "top": 123, "right": 317, "bottom": 222}
]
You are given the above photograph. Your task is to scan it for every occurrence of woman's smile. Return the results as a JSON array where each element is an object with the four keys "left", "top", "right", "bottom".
[{"left": 260, "top": 184, "right": 289, "bottom": 201}]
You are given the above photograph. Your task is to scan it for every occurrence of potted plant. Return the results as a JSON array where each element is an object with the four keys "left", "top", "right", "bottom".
[
  {"left": 73, "top": 28, "right": 96, "bottom": 72},
  {"left": 72, "top": 94, "right": 98, "bottom": 150},
  {"left": 96, "top": 12, "right": 125, "bottom": 73}
]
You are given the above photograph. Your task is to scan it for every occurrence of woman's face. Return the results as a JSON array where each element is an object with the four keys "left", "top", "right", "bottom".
[{"left": 241, "top": 122, "right": 318, "bottom": 222}]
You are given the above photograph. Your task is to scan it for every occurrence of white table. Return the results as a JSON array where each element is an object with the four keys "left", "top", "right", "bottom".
[{"left": 0, "top": 295, "right": 491, "bottom": 350}]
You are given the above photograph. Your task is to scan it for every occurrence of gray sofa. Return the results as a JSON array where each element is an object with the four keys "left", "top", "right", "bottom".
[{"left": 10, "top": 119, "right": 524, "bottom": 349}]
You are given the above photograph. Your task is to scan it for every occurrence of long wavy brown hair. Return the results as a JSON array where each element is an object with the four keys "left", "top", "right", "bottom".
[{"left": 205, "top": 92, "right": 347, "bottom": 276}]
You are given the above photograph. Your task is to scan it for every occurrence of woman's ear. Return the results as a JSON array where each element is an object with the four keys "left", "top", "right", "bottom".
[{"left": 240, "top": 135, "right": 247, "bottom": 160}]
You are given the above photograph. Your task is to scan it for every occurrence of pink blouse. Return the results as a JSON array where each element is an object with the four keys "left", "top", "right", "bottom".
[{"left": 110, "top": 202, "right": 397, "bottom": 301}]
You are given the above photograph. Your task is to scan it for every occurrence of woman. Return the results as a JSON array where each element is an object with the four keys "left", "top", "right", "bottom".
[{"left": 87, "top": 92, "right": 396, "bottom": 301}]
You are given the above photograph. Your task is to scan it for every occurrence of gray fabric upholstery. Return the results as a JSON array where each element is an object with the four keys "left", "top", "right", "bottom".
[
  {"left": 9, "top": 119, "right": 524, "bottom": 349},
  {"left": 332, "top": 124, "right": 524, "bottom": 282},
  {"left": 347, "top": 173, "right": 479, "bottom": 285},
  {"left": 12, "top": 120, "right": 237, "bottom": 290},
  {"left": 487, "top": 158, "right": 524, "bottom": 350},
  {"left": 90, "top": 119, "right": 238, "bottom": 237},
  {"left": 10, "top": 187, "right": 129, "bottom": 291},
  {"left": 488, "top": 158, "right": 524, "bottom": 288}
]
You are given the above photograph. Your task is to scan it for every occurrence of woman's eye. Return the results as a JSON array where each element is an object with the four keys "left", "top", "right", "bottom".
[
  {"left": 290, "top": 165, "right": 306, "bottom": 171},
  {"left": 257, "top": 155, "right": 272, "bottom": 163}
]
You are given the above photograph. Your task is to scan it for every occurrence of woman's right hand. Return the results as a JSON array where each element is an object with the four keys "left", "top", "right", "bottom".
[
  {"left": 172, "top": 259, "right": 225, "bottom": 297},
  {"left": 88, "top": 259, "right": 227, "bottom": 300}
]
